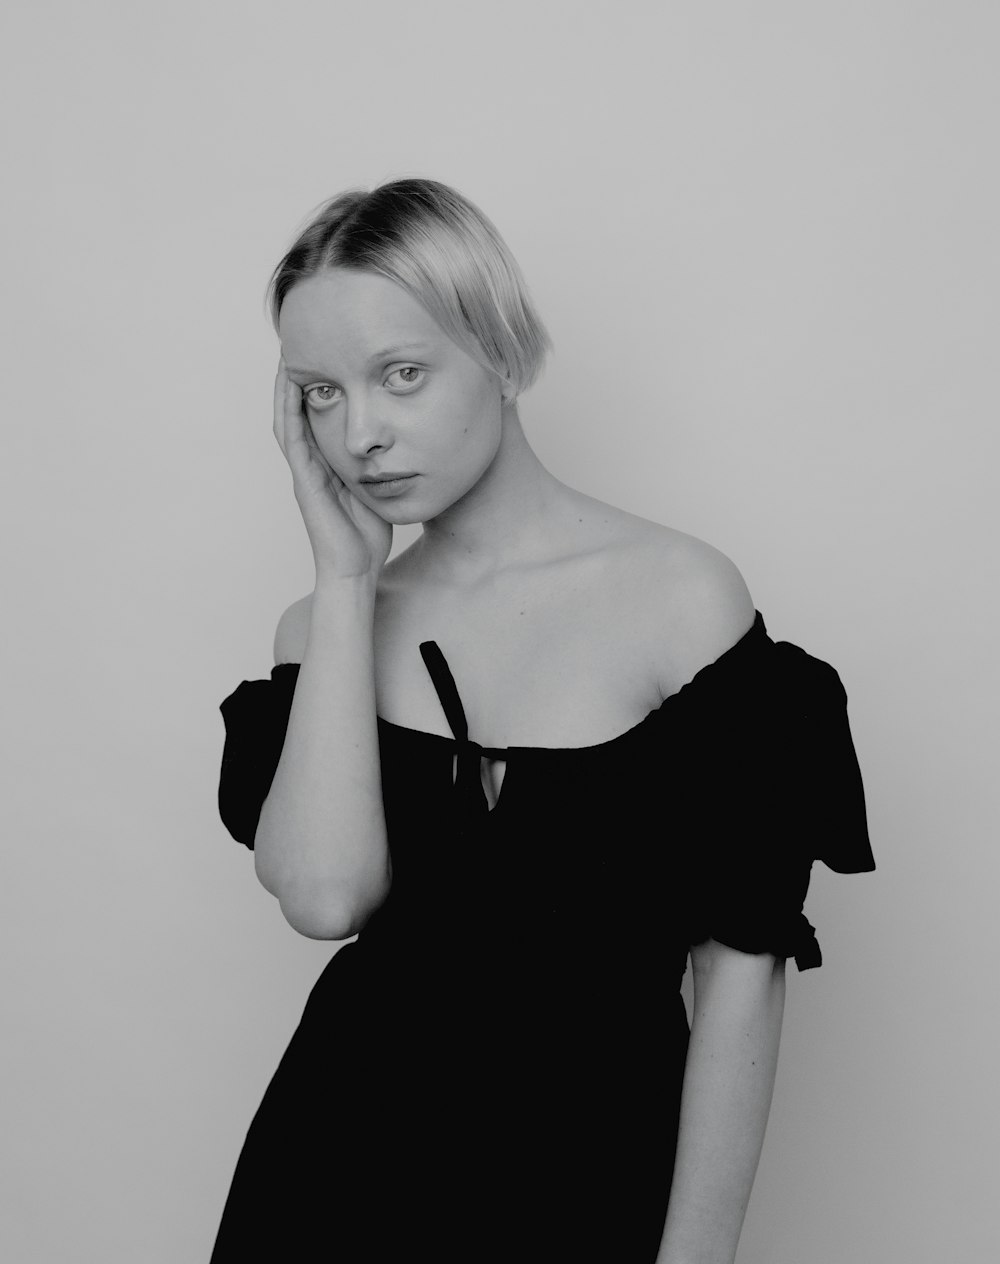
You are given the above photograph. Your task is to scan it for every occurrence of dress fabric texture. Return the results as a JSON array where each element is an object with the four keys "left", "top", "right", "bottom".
[{"left": 209, "top": 610, "right": 875, "bottom": 1263}]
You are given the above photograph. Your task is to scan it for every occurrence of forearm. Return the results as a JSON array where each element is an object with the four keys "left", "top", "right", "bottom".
[
  {"left": 254, "top": 577, "right": 390, "bottom": 938},
  {"left": 656, "top": 944, "right": 786, "bottom": 1264}
]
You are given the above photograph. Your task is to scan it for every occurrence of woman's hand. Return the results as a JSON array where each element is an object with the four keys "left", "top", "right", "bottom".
[{"left": 273, "top": 356, "right": 393, "bottom": 580}]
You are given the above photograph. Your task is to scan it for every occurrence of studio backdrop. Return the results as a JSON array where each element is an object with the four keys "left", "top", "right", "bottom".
[{"left": 2, "top": 3, "right": 996, "bottom": 1261}]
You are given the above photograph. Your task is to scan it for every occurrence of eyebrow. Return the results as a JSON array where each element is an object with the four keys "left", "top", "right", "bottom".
[{"left": 285, "top": 343, "right": 431, "bottom": 376}]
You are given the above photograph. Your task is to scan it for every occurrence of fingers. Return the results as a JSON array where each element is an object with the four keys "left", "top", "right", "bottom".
[
  {"left": 282, "top": 383, "right": 311, "bottom": 475},
  {"left": 298, "top": 405, "right": 345, "bottom": 490},
  {"left": 273, "top": 356, "right": 287, "bottom": 454},
  {"left": 274, "top": 361, "right": 344, "bottom": 492},
  {"left": 275, "top": 358, "right": 308, "bottom": 468}
]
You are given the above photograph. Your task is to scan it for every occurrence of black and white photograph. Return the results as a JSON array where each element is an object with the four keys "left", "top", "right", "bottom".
[{"left": 3, "top": 3, "right": 996, "bottom": 1261}]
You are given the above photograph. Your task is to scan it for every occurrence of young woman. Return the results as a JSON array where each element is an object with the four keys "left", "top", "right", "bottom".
[{"left": 210, "top": 178, "right": 874, "bottom": 1264}]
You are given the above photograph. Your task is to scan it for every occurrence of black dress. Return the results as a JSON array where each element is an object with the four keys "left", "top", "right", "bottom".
[{"left": 209, "top": 611, "right": 874, "bottom": 1263}]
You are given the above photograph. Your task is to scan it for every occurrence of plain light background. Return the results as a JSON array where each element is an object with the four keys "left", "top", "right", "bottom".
[{"left": 2, "top": 2, "right": 997, "bottom": 1260}]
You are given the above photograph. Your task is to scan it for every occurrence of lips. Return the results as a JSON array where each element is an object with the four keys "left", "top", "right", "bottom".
[{"left": 359, "top": 473, "right": 420, "bottom": 498}]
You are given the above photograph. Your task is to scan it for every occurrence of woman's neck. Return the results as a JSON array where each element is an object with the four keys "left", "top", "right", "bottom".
[{"left": 414, "top": 408, "right": 581, "bottom": 585}]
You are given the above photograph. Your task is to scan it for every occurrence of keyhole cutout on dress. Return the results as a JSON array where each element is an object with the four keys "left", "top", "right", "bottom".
[{"left": 451, "top": 751, "right": 507, "bottom": 813}]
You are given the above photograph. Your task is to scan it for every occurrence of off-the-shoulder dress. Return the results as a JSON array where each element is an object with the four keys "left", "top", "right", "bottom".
[{"left": 209, "top": 611, "right": 874, "bottom": 1263}]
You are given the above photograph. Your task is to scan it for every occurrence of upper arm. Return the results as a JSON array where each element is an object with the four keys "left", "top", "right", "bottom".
[
  {"left": 273, "top": 593, "right": 313, "bottom": 664},
  {"left": 690, "top": 937, "right": 786, "bottom": 1018},
  {"left": 690, "top": 936, "right": 785, "bottom": 982}
]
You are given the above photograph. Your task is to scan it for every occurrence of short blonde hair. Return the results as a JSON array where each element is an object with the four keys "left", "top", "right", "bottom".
[{"left": 266, "top": 178, "right": 552, "bottom": 397}]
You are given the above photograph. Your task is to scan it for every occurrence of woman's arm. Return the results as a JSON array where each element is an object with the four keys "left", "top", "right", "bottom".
[
  {"left": 253, "top": 577, "right": 391, "bottom": 941},
  {"left": 251, "top": 362, "right": 394, "bottom": 941},
  {"left": 655, "top": 940, "right": 786, "bottom": 1264}
]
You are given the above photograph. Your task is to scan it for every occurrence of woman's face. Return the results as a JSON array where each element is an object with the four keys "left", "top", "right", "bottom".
[{"left": 278, "top": 268, "right": 505, "bottom": 525}]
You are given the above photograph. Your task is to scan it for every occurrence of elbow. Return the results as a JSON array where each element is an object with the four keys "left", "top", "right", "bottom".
[
  {"left": 251, "top": 813, "right": 392, "bottom": 939},
  {"left": 278, "top": 896, "right": 354, "bottom": 941},
  {"left": 278, "top": 891, "right": 369, "bottom": 941},
  {"left": 272, "top": 869, "right": 391, "bottom": 941}
]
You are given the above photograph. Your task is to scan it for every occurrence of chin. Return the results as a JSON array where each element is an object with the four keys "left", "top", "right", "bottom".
[{"left": 366, "top": 500, "right": 429, "bottom": 527}]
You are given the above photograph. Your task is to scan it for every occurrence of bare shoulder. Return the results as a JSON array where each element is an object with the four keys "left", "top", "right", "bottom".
[
  {"left": 273, "top": 593, "right": 313, "bottom": 664},
  {"left": 605, "top": 513, "right": 756, "bottom": 697}
]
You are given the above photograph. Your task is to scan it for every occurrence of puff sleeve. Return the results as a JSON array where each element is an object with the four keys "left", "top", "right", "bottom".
[
  {"left": 217, "top": 663, "right": 301, "bottom": 849},
  {"left": 681, "top": 613, "right": 875, "bottom": 971}
]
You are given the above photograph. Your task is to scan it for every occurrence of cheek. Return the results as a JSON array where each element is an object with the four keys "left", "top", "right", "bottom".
[
  {"left": 456, "top": 413, "right": 503, "bottom": 479},
  {"left": 305, "top": 412, "right": 340, "bottom": 450},
  {"left": 454, "top": 385, "right": 502, "bottom": 445}
]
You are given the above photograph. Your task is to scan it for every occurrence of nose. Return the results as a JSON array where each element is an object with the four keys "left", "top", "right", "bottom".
[{"left": 342, "top": 395, "right": 393, "bottom": 459}]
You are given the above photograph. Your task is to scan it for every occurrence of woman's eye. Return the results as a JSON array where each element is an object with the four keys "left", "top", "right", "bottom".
[
  {"left": 303, "top": 383, "right": 341, "bottom": 410},
  {"left": 385, "top": 366, "right": 424, "bottom": 390}
]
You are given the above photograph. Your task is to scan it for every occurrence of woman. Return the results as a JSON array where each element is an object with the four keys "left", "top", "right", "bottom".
[{"left": 211, "top": 178, "right": 874, "bottom": 1263}]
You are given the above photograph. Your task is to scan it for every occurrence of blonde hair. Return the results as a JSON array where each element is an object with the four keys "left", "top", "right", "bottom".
[{"left": 266, "top": 178, "right": 552, "bottom": 398}]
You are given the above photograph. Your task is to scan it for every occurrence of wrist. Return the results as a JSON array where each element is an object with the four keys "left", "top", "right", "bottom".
[
  {"left": 310, "top": 573, "right": 379, "bottom": 622},
  {"left": 312, "top": 569, "right": 379, "bottom": 598}
]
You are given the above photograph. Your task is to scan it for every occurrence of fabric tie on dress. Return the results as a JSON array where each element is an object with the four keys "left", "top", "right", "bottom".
[{"left": 419, "top": 641, "right": 509, "bottom": 819}]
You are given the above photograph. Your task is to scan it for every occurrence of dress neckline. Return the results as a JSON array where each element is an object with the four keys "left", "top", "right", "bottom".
[{"left": 272, "top": 610, "right": 768, "bottom": 757}]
